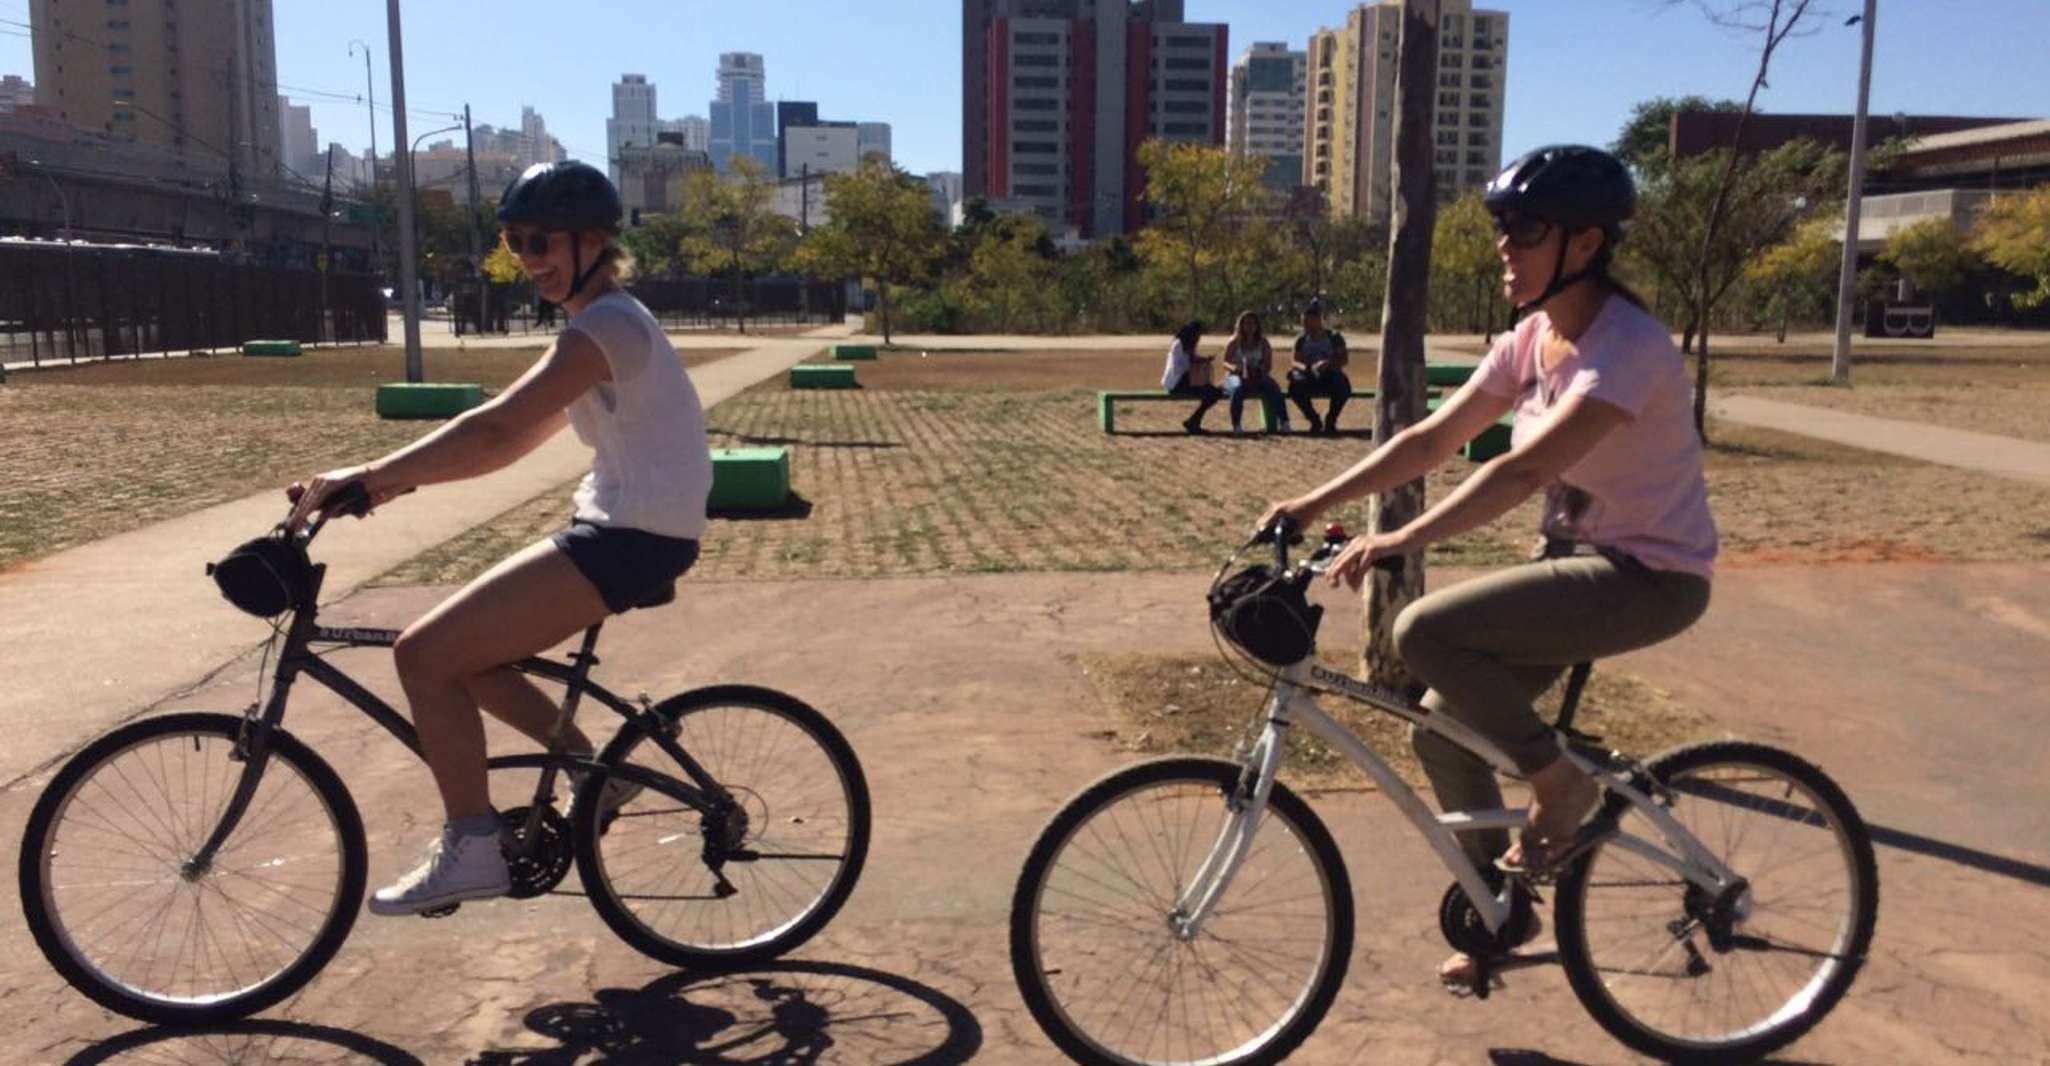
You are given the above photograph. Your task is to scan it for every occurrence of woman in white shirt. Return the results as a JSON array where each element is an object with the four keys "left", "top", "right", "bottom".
[
  {"left": 284, "top": 162, "right": 712, "bottom": 917},
  {"left": 1160, "top": 320, "right": 1223, "bottom": 434}
]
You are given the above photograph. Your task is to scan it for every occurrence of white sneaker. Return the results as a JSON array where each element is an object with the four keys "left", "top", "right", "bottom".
[
  {"left": 567, "top": 768, "right": 644, "bottom": 823},
  {"left": 367, "top": 828, "right": 510, "bottom": 916}
]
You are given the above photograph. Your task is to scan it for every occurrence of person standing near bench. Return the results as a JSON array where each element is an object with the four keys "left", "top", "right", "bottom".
[
  {"left": 1222, "top": 311, "right": 1290, "bottom": 435},
  {"left": 1287, "top": 299, "right": 1352, "bottom": 435},
  {"left": 1161, "top": 320, "right": 1223, "bottom": 434}
]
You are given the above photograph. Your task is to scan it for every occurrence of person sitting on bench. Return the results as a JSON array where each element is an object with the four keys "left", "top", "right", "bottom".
[
  {"left": 1223, "top": 311, "right": 1291, "bottom": 435},
  {"left": 1287, "top": 299, "right": 1352, "bottom": 436},
  {"left": 1161, "top": 320, "right": 1223, "bottom": 434}
]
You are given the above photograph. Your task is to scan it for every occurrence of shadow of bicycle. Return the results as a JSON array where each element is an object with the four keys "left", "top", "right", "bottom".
[
  {"left": 467, "top": 960, "right": 982, "bottom": 1066},
  {"left": 65, "top": 1019, "right": 426, "bottom": 1065},
  {"left": 1489, "top": 1050, "right": 1836, "bottom": 1065}
]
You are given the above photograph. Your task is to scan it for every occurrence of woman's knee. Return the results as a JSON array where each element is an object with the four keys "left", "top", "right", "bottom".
[
  {"left": 1391, "top": 598, "right": 1446, "bottom": 665},
  {"left": 393, "top": 621, "right": 477, "bottom": 688}
]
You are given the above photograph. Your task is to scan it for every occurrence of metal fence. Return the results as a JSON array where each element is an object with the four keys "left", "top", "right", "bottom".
[
  {"left": 0, "top": 241, "right": 386, "bottom": 366},
  {"left": 450, "top": 275, "right": 848, "bottom": 337}
]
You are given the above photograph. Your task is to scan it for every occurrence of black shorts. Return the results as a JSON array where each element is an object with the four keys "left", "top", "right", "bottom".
[{"left": 550, "top": 520, "right": 700, "bottom": 614}]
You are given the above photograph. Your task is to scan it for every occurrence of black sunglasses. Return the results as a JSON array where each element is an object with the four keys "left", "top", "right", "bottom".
[
  {"left": 501, "top": 228, "right": 557, "bottom": 256},
  {"left": 1491, "top": 212, "right": 1553, "bottom": 250}
]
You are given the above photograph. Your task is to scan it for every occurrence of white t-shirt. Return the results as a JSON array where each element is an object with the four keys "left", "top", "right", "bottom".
[
  {"left": 1161, "top": 339, "right": 1195, "bottom": 389},
  {"left": 1468, "top": 297, "right": 1718, "bottom": 577},
  {"left": 561, "top": 291, "right": 712, "bottom": 540}
]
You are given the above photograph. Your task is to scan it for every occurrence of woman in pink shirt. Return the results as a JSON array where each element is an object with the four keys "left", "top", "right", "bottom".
[{"left": 1262, "top": 145, "right": 1715, "bottom": 986}]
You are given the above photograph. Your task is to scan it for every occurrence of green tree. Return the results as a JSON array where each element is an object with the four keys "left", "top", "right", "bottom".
[
  {"left": 1611, "top": 95, "right": 1744, "bottom": 177},
  {"left": 481, "top": 240, "right": 525, "bottom": 284},
  {"left": 676, "top": 157, "right": 792, "bottom": 333},
  {"left": 1744, "top": 216, "right": 1839, "bottom": 340},
  {"left": 1969, "top": 182, "right": 2050, "bottom": 308},
  {"left": 618, "top": 212, "right": 696, "bottom": 277},
  {"left": 1132, "top": 139, "right": 1270, "bottom": 319},
  {"left": 966, "top": 215, "right": 1060, "bottom": 331},
  {"left": 795, "top": 156, "right": 949, "bottom": 343},
  {"left": 1428, "top": 191, "right": 1505, "bottom": 335},
  {"left": 1878, "top": 217, "right": 1978, "bottom": 302}
]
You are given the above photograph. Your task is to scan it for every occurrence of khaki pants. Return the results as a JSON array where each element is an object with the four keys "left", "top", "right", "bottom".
[{"left": 1392, "top": 554, "right": 1711, "bottom": 866}]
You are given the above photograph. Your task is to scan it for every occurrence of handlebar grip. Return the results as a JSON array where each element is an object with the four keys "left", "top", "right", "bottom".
[{"left": 324, "top": 480, "right": 374, "bottom": 519}]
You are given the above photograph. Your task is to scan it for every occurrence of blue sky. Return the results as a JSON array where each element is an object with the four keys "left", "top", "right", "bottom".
[{"left": 4, "top": 1, "right": 2046, "bottom": 177}]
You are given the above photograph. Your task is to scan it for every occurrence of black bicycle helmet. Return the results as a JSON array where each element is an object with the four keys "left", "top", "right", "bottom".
[
  {"left": 497, "top": 161, "right": 623, "bottom": 300},
  {"left": 497, "top": 160, "right": 622, "bottom": 231},
  {"left": 1484, "top": 145, "right": 1636, "bottom": 312}
]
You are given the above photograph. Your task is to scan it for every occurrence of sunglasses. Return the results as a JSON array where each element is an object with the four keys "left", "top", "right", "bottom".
[
  {"left": 1491, "top": 212, "right": 1553, "bottom": 250},
  {"left": 501, "top": 228, "right": 557, "bottom": 257}
]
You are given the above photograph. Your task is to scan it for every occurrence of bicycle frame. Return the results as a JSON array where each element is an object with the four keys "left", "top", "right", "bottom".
[
  {"left": 184, "top": 558, "right": 731, "bottom": 874},
  {"left": 1174, "top": 656, "right": 1746, "bottom": 940}
]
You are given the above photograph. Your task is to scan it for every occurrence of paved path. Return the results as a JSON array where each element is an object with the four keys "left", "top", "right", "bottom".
[
  {"left": 0, "top": 324, "right": 847, "bottom": 786},
  {"left": 4, "top": 565, "right": 2046, "bottom": 1063},
  {"left": 1711, "top": 393, "right": 2050, "bottom": 486}
]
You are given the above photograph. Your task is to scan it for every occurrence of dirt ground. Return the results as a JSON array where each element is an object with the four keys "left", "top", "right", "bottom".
[
  {"left": 1708, "top": 333, "right": 2050, "bottom": 444},
  {"left": 0, "top": 345, "right": 742, "bottom": 571}
]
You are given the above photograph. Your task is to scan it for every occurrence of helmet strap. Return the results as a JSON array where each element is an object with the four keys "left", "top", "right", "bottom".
[{"left": 1512, "top": 228, "right": 1601, "bottom": 321}]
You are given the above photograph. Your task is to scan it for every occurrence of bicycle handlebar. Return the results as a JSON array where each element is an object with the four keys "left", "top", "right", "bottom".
[
  {"left": 1252, "top": 515, "right": 1405, "bottom": 580},
  {"left": 297, "top": 480, "right": 375, "bottom": 543}
]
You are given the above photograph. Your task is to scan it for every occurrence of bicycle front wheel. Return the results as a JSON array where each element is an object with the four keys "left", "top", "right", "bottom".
[
  {"left": 1010, "top": 757, "right": 1353, "bottom": 1066},
  {"left": 1555, "top": 740, "right": 1879, "bottom": 1065},
  {"left": 574, "top": 685, "right": 870, "bottom": 967},
  {"left": 18, "top": 712, "right": 367, "bottom": 1025}
]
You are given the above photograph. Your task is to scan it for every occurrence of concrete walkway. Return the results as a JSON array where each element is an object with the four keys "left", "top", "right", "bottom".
[
  {"left": 1712, "top": 393, "right": 2050, "bottom": 486},
  {"left": 0, "top": 324, "right": 847, "bottom": 786}
]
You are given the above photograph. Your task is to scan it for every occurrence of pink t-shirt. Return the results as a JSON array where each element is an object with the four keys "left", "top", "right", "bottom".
[{"left": 1467, "top": 298, "right": 1718, "bottom": 577}]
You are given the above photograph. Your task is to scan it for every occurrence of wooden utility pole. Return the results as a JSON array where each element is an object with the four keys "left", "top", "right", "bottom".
[
  {"left": 463, "top": 104, "right": 484, "bottom": 335},
  {"left": 1363, "top": 0, "right": 1440, "bottom": 685},
  {"left": 386, "top": 0, "right": 423, "bottom": 381},
  {"left": 319, "top": 145, "right": 335, "bottom": 342}
]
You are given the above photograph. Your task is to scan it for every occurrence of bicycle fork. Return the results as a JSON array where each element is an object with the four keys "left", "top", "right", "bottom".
[{"left": 1169, "top": 689, "right": 1291, "bottom": 940}]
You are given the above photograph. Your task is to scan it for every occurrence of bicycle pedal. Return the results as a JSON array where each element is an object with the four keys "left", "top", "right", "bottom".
[{"left": 418, "top": 903, "right": 460, "bottom": 918}]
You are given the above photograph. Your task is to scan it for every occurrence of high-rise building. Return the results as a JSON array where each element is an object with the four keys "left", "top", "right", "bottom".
[
  {"left": 1229, "top": 42, "right": 1306, "bottom": 190},
  {"left": 607, "top": 74, "right": 658, "bottom": 183},
  {"left": 926, "top": 170, "right": 965, "bottom": 227},
  {"left": 1305, "top": 0, "right": 1507, "bottom": 221},
  {"left": 519, "top": 106, "right": 560, "bottom": 167},
  {"left": 709, "top": 52, "right": 777, "bottom": 174},
  {"left": 278, "top": 96, "right": 317, "bottom": 182},
  {"left": 783, "top": 125, "right": 861, "bottom": 177},
  {"left": 0, "top": 74, "right": 34, "bottom": 111},
  {"left": 661, "top": 115, "right": 710, "bottom": 153},
  {"left": 857, "top": 122, "right": 892, "bottom": 165},
  {"left": 776, "top": 101, "right": 822, "bottom": 177},
  {"left": 31, "top": 0, "right": 282, "bottom": 177},
  {"left": 963, "top": 0, "right": 1227, "bottom": 237},
  {"left": 618, "top": 136, "right": 713, "bottom": 218}
]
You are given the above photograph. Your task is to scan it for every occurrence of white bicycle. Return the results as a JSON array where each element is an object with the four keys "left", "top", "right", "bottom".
[{"left": 1009, "top": 519, "right": 1878, "bottom": 1065}]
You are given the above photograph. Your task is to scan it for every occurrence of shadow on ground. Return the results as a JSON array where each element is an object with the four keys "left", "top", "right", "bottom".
[
  {"left": 65, "top": 1019, "right": 426, "bottom": 1065},
  {"left": 468, "top": 960, "right": 982, "bottom": 1066}
]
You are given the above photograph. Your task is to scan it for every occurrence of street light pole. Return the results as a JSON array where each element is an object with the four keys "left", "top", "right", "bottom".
[
  {"left": 348, "top": 39, "right": 380, "bottom": 276},
  {"left": 1829, "top": 0, "right": 1877, "bottom": 386},
  {"left": 384, "top": 0, "right": 423, "bottom": 382}
]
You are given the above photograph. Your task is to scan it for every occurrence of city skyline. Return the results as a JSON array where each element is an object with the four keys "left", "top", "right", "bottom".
[{"left": 4, "top": 1, "right": 2047, "bottom": 186}]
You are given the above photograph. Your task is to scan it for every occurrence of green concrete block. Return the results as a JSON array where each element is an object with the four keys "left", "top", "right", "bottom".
[
  {"left": 1425, "top": 362, "right": 1474, "bottom": 387},
  {"left": 709, "top": 447, "right": 791, "bottom": 510},
  {"left": 1464, "top": 421, "right": 1514, "bottom": 462},
  {"left": 375, "top": 382, "right": 486, "bottom": 419},
  {"left": 790, "top": 364, "right": 857, "bottom": 389},
  {"left": 241, "top": 339, "right": 304, "bottom": 357},
  {"left": 831, "top": 344, "right": 879, "bottom": 360}
]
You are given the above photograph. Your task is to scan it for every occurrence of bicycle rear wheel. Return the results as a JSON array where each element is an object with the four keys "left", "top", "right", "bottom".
[
  {"left": 574, "top": 685, "right": 870, "bottom": 967},
  {"left": 1010, "top": 757, "right": 1352, "bottom": 1066},
  {"left": 18, "top": 712, "right": 366, "bottom": 1025},
  {"left": 1555, "top": 741, "right": 1879, "bottom": 1065}
]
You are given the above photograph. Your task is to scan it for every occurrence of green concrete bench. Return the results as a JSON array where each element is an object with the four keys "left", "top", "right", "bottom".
[
  {"left": 1101, "top": 388, "right": 1427, "bottom": 433},
  {"left": 790, "top": 364, "right": 857, "bottom": 389},
  {"left": 242, "top": 339, "right": 304, "bottom": 357},
  {"left": 1427, "top": 395, "right": 1514, "bottom": 461},
  {"left": 375, "top": 382, "right": 485, "bottom": 419},
  {"left": 1426, "top": 361, "right": 1475, "bottom": 387},
  {"left": 709, "top": 447, "right": 791, "bottom": 510},
  {"left": 831, "top": 344, "right": 878, "bottom": 361}
]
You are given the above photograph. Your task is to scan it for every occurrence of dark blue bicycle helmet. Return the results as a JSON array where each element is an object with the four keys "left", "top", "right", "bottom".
[
  {"left": 1484, "top": 145, "right": 1635, "bottom": 312},
  {"left": 497, "top": 161, "right": 623, "bottom": 299}
]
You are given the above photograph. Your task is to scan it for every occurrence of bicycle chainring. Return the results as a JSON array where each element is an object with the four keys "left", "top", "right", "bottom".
[
  {"left": 1439, "top": 874, "right": 1537, "bottom": 957},
  {"left": 498, "top": 805, "right": 574, "bottom": 899}
]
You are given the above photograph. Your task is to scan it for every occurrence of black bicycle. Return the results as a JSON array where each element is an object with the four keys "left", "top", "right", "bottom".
[{"left": 18, "top": 486, "right": 872, "bottom": 1025}]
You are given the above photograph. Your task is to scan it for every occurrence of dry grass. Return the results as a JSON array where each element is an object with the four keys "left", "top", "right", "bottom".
[
  {"left": 1706, "top": 334, "right": 2050, "bottom": 445},
  {"left": 0, "top": 344, "right": 742, "bottom": 571},
  {"left": 1077, "top": 650, "right": 1713, "bottom": 790},
  {"left": 377, "top": 378, "right": 2050, "bottom": 590}
]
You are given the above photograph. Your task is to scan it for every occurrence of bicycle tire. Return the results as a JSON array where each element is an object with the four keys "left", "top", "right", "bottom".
[
  {"left": 1010, "top": 756, "right": 1353, "bottom": 1066},
  {"left": 573, "top": 685, "right": 870, "bottom": 967},
  {"left": 1554, "top": 740, "right": 1879, "bottom": 1065},
  {"left": 19, "top": 712, "right": 367, "bottom": 1025}
]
